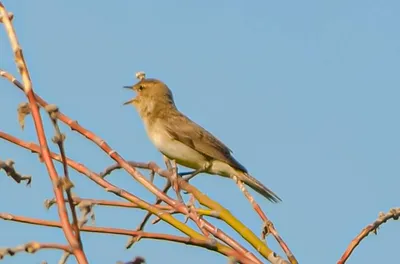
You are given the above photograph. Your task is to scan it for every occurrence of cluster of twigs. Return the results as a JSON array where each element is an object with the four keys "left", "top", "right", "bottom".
[
  {"left": 0, "top": 2, "right": 398, "bottom": 264},
  {"left": 0, "top": 3, "right": 293, "bottom": 263}
]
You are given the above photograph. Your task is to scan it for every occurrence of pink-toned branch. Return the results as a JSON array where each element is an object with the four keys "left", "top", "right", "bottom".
[
  {"left": 0, "top": 67, "right": 273, "bottom": 262},
  {"left": 0, "top": 213, "right": 256, "bottom": 263},
  {"left": 0, "top": 130, "right": 262, "bottom": 264},
  {"left": 0, "top": 2, "right": 88, "bottom": 263},
  {"left": 338, "top": 208, "right": 400, "bottom": 264},
  {"left": 0, "top": 4, "right": 291, "bottom": 263},
  {"left": 233, "top": 175, "right": 296, "bottom": 264}
]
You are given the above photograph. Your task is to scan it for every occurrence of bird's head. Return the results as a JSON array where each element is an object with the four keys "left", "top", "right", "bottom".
[{"left": 123, "top": 78, "right": 175, "bottom": 116}]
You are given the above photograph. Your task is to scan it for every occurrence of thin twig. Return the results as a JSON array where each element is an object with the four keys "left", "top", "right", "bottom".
[
  {"left": 0, "top": 130, "right": 262, "bottom": 264},
  {"left": 338, "top": 208, "right": 400, "bottom": 264},
  {"left": 0, "top": 213, "right": 255, "bottom": 263},
  {"left": 233, "top": 175, "right": 296, "bottom": 264},
  {"left": 0, "top": 159, "right": 31, "bottom": 185},
  {"left": 45, "top": 104, "right": 82, "bottom": 246},
  {"left": 0, "top": 3, "right": 88, "bottom": 263},
  {"left": 0, "top": 241, "right": 72, "bottom": 260}
]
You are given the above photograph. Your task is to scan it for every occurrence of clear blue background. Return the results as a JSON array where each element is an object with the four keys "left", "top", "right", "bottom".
[{"left": 1, "top": 1, "right": 399, "bottom": 263}]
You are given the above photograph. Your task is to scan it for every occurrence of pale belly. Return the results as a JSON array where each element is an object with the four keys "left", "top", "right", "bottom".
[{"left": 147, "top": 127, "right": 209, "bottom": 170}]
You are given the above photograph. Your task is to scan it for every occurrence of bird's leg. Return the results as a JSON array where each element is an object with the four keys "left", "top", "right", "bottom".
[
  {"left": 162, "top": 156, "right": 184, "bottom": 201},
  {"left": 169, "top": 159, "right": 184, "bottom": 203},
  {"left": 177, "top": 171, "right": 196, "bottom": 177},
  {"left": 163, "top": 155, "right": 173, "bottom": 171},
  {"left": 183, "top": 162, "right": 212, "bottom": 181},
  {"left": 182, "top": 168, "right": 205, "bottom": 182},
  {"left": 181, "top": 162, "right": 212, "bottom": 194}
]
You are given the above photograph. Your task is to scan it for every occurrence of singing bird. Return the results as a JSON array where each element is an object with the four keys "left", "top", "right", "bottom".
[{"left": 123, "top": 78, "right": 281, "bottom": 203}]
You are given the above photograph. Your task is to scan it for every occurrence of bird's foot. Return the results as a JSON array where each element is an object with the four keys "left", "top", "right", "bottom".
[{"left": 262, "top": 220, "right": 273, "bottom": 240}]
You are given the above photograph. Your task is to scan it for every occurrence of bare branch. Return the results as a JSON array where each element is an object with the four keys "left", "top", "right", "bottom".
[
  {"left": 0, "top": 3, "right": 88, "bottom": 263},
  {"left": 338, "top": 208, "right": 400, "bottom": 264},
  {"left": 233, "top": 175, "right": 295, "bottom": 264},
  {"left": 0, "top": 159, "right": 31, "bottom": 185},
  {"left": 0, "top": 241, "right": 72, "bottom": 260},
  {"left": 0, "top": 213, "right": 255, "bottom": 263},
  {"left": 44, "top": 104, "right": 83, "bottom": 246}
]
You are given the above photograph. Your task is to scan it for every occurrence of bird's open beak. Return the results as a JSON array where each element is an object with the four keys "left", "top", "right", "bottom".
[{"left": 123, "top": 85, "right": 136, "bottom": 105}]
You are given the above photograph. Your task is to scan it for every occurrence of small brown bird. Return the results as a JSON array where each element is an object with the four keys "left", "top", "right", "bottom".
[{"left": 124, "top": 78, "right": 281, "bottom": 203}]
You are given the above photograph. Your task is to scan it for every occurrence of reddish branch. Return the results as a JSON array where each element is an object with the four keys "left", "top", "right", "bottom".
[
  {"left": 338, "top": 208, "right": 400, "bottom": 264},
  {"left": 0, "top": 3, "right": 87, "bottom": 263},
  {"left": 0, "top": 68, "right": 277, "bottom": 263},
  {"left": 233, "top": 175, "right": 296, "bottom": 264},
  {"left": 45, "top": 105, "right": 82, "bottom": 245},
  {"left": 0, "top": 4, "right": 293, "bottom": 263},
  {"left": 0, "top": 213, "right": 255, "bottom": 263},
  {"left": 0, "top": 69, "right": 272, "bottom": 262},
  {"left": 0, "top": 130, "right": 262, "bottom": 264}
]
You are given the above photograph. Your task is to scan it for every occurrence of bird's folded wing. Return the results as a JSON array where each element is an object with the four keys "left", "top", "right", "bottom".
[{"left": 164, "top": 113, "right": 248, "bottom": 172}]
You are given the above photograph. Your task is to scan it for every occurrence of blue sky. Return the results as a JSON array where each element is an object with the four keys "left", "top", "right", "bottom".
[{"left": 1, "top": 1, "right": 399, "bottom": 263}]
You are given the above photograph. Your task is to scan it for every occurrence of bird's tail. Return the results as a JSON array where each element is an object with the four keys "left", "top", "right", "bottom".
[{"left": 236, "top": 171, "right": 282, "bottom": 203}]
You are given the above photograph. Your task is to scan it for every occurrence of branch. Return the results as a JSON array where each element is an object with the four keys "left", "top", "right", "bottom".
[
  {"left": 0, "top": 3, "right": 88, "bottom": 263},
  {"left": 0, "top": 159, "right": 31, "bottom": 185},
  {"left": 233, "top": 175, "right": 296, "bottom": 264},
  {"left": 0, "top": 67, "right": 288, "bottom": 263},
  {"left": 338, "top": 208, "right": 400, "bottom": 264},
  {"left": 45, "top": 104, "right": 82, "bottom": 245},
  {"left": 0, "top": 213, "right": 253, "bottom": 263},
  {"left": 0, "top": 131, "right": 259, "bottom": 263},
  {"left": 44, "top": 197, "right": 219, "bottom": 218},
  {"left": 0, "top": 241, "right": 72, "bottom": 260}
]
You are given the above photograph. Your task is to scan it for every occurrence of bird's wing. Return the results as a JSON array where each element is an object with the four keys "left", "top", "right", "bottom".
[{"left": 164, "top": 113, "right": 248, "bottom": 172}]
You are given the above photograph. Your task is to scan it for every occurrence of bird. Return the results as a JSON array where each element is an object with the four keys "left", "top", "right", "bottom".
[{"left": 123, "top": 77, "right": 281, "bottom": 203}]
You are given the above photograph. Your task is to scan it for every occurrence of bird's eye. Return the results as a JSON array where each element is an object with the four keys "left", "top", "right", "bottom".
[{"left": 138, "top": 85, "right": 144, "bottom": 91}]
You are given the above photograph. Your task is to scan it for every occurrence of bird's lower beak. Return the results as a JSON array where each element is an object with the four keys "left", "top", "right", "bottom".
[
  {"left": 123, "top": 85, "right": 132, "bottom": 89},
  {"left": 123, "top": 98, "right": 136, "bottom": 105}
]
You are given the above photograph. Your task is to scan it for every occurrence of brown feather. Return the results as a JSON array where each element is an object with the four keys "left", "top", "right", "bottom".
[{"left": 162, "top": 111, "right": 248, "bottom": 173}]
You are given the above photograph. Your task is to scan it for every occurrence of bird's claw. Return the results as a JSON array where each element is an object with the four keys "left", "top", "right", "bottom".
[{"left": 262, "top": 220, "right": 272, "bottom": 239}]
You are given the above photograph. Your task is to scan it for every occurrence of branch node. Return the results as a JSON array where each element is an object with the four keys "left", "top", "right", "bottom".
[
  {"left": 0, "top": 159, "right": 32, "bottom": 185},
  {"left": 44, "top": 199, "right": 56, "bottom": 210},
  {"left": 125, "top": 236, "right": 142, "bottom": 249},
  {"left": 0, "top": 12, "right": 14, "bottom": 23},
  {"left": 17, "top": 102, "right": 31, "bottom": 130},
  {"left": 52, "top": 133, "right": 66, "bottom": 144},
  {"left": 59, "top": 177, "right": 75, "bottom": 191},
  {"left": 44, "top": 104, "right": 59, "bottom": 120}
]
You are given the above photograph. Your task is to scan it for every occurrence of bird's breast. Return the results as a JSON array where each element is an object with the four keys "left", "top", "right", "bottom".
[{"left": 146, "top": 122, "right": 208, "bottom": 170}]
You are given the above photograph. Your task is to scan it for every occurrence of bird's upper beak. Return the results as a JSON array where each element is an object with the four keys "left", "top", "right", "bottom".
[{"left": 123, "top": 85, "right": 137, "bottom": 105}]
